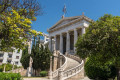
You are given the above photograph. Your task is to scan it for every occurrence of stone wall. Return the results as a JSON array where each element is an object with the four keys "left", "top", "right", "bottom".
[{"left": 65, "top": 68, "right": 84, "bottom": 80}]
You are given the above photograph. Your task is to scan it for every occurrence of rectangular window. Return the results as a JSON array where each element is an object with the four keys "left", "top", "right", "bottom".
[
  {"left": 16, "top": 56, "right": 19, "bottom": 59},
  {"left": 15, "top": 62, "right": 18, "bottom": 65}
]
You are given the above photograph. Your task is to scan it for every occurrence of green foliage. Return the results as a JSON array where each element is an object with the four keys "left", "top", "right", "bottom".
[
  {"left": 31, "top": 36, "right": 52, "bottom": 74},
  {"left": 0, "top": 63, "right": 19, "bottom": 72},
  {"left": 85, "top": 56, "right": 117, "bottom": 80},
  {"left": 0, "top": 72, "right": 22, "bottom": 80},
  {"left": 76, "top": 14, "right": 120, "bottom": 67},
  {"left": 20, "top": 46, "right": 30, "bottom": 69},
  {"left": 40, "top": 71, "right": 48, "bottom": 77},
  {"left": 0, "top": 3, "right": 42, "bottom": 51}
]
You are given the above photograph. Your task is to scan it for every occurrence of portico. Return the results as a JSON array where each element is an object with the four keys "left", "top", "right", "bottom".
[{"left": 48, "top": 15, "right": 92, "bottom": 54}]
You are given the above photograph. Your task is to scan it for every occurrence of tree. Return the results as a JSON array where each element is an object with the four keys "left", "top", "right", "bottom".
[
  {"left": 0, "top": 0, "right": 43, "bottom": 17},
  {"left": 20, "top": 46, "right": 30, "bottom": 69},
  {"left": 0, "top": 0, "right": 43, "bottom": 51},
  {"left": 85, "top": 55, "right": 116, "bottom": 80},
  {"left": 31, "top": 36, "right": 52, "bottom": 76},
  {"left": 76, "top": 14, "right": 120, "bottom": 80}
]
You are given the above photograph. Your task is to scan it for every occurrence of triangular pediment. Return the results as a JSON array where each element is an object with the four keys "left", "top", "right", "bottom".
[
  {"left": 50, "top": 17, "right": 79, "bottom": 30},
  {"left": 48, "top": 15, "right": 93, "bottom": 32}
]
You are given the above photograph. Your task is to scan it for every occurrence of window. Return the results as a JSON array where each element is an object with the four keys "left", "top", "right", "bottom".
[
  {"left": 16, "top": 56, "right": 19, "bottom": 59},
  {"left": 15, "top": 62, "right": 18, "bottom": 65},
  {"left": 0, "top": 54, "right": 3, "bottom": 57},
  {"left": 8, "top": 55, "right": 12, "bottom": 58},
  {"left": 7, "top": 60, "right": 11, "bottom": 63}
]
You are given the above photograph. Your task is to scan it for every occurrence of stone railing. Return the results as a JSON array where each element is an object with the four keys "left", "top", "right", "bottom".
[
  {"left": 65, "top": 53, "right": 82, "bottom": 62},
  {"left": 63, "top": 60, "right": 84, "bottom": 80},
  {"left": 52, "top": 51, "right": 67, "bottom": 78},
  {"left": 61, "top": 53, "right": 84, "bottom": 80}
]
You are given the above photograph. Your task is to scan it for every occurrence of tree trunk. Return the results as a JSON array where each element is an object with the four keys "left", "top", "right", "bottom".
[
  {"left": 35, "top": 70, "right": 36, "bottom": 76},
  {"left": 117, "top": 68, "right": 120, "bottom": 80}
]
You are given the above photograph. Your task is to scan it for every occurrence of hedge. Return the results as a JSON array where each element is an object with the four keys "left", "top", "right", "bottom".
[
  {"left": 0, "top": 72, "right": 22, "bottom": 80},
  {"left": 40, "top": 71, "right": 48, "bottom": 77}
]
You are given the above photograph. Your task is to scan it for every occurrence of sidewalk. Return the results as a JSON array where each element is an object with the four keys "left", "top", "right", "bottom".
[{"left": 23, "top": 78, "right": 49, "bottom": 80}]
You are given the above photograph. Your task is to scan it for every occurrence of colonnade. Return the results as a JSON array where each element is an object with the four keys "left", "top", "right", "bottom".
[{"left": 49, "top": 27, "right": 86, "bottom": 54}]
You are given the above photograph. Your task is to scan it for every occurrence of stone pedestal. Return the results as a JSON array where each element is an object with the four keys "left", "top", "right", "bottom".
[
  {"left": 27, "top": 67, "right": 33, "bottom": 77},
  {"left": 58, "top": 68, "right": 63, "bottom": 80},
  {"left": 53, "top": 51, "right": 58, "bottom": 71},
  {"left": 49, "top": 56, "right": 53, "bottom": 80}
]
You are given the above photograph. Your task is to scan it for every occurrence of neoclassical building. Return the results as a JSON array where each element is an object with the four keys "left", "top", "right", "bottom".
[{"left": 48, "top": 14, "right": 93, "bottom": 54}]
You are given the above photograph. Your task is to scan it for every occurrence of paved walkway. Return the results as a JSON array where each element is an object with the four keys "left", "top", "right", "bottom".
[
  {"left": 23, "top": 78, "right": 49, "bottom": 80},
  {"left": 80, "top": 77, "right": 90, "bottom": 80}
]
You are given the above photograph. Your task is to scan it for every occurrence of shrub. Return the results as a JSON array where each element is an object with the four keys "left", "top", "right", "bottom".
[
  {"left": 0, "top": 63, "right": 20, "bottom": 72},
  {"left": 40, "top": 71, "right": 48, "bottom": 77},
  {"left": 85, "top": 56, "right": 117, "bottom": 80},
  {"left": 0, "top": 72, "right": 22, "bottom": 80}
]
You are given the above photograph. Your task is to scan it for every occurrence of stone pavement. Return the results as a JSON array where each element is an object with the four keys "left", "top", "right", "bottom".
[
  {"left": 80, "top": 77, "right": 90, "bottom": 80},
  {"left": 23, "top": 78, "right": 49, "bottom": 80}
]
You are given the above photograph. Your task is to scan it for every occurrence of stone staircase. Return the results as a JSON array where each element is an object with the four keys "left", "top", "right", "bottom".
[
  {"left": 64, "top": 57, "right": 79, "bottom": 71},
  {"left": 51, "top": 52, "right": 84, "bottom": 80}
]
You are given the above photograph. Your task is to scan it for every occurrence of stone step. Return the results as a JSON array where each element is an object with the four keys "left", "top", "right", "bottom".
[{"left": 64, "top": 57, "right": 80, "bottom": 71}]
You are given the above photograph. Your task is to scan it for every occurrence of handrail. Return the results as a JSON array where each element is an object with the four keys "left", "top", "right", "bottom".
[{"left": 52, "top": 51, "right": 67, "bottom": 78}]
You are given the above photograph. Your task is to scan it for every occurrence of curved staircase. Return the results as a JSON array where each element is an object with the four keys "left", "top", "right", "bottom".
[{"left": 51, "top": 51, "right": 84, "bottom": 80}]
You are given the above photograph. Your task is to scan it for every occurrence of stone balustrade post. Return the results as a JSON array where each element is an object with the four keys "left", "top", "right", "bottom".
[
  {"left": 49, "top": 56, "right": 53, "bottom": 80},
  {"left": 58, "top": 68, "right": 64, "bottom": 80}
]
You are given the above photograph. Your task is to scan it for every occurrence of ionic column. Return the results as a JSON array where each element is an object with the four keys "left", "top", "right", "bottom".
[
  {"left": 66, "top": 31, "right": 70, "bottom": 53},
  {"left": 82, "top": 27, "right": 85, "bottom": 35},
  {"left": 60, "top": 33, "right": 63, "bottom": 53},
  {"left": 74, "top": 29, "right": 78, "bottom": 53},
  {"left": 49, "top": 37, "right": 52, "bottom": 52},
  {"left": 54, "top": 36, "right": 56, "bottom": 51}
]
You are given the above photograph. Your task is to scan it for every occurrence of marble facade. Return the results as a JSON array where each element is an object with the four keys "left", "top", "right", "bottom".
[{"left": 48, "top": 15, "right": 93, "bottom": 54}]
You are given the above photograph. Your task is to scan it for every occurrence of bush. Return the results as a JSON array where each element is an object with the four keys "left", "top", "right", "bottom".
[
  {"left": 85, "top": 56, "right": 117, "bottom": 80},
  {"left": 0, "top": 72, "right": 22, "bottom": 80},
  {"left": 40, "top": 71, "right": 48, "bottom": 77},
  {"left": 0, "top": 63, "right": 20, "bottom": 72}
]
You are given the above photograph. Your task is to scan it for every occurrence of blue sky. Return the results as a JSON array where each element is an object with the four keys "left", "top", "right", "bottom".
[{"left": 31, "top": 0, "right": 120, "bottom": 34}]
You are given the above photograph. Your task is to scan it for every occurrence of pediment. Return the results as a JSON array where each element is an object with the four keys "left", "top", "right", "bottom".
[
  {"left": 48, "top": 15, "right": 93, "bottom": 33},
  {"left": 50, "top": 17, "right": 79, "bottom": 30}
]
